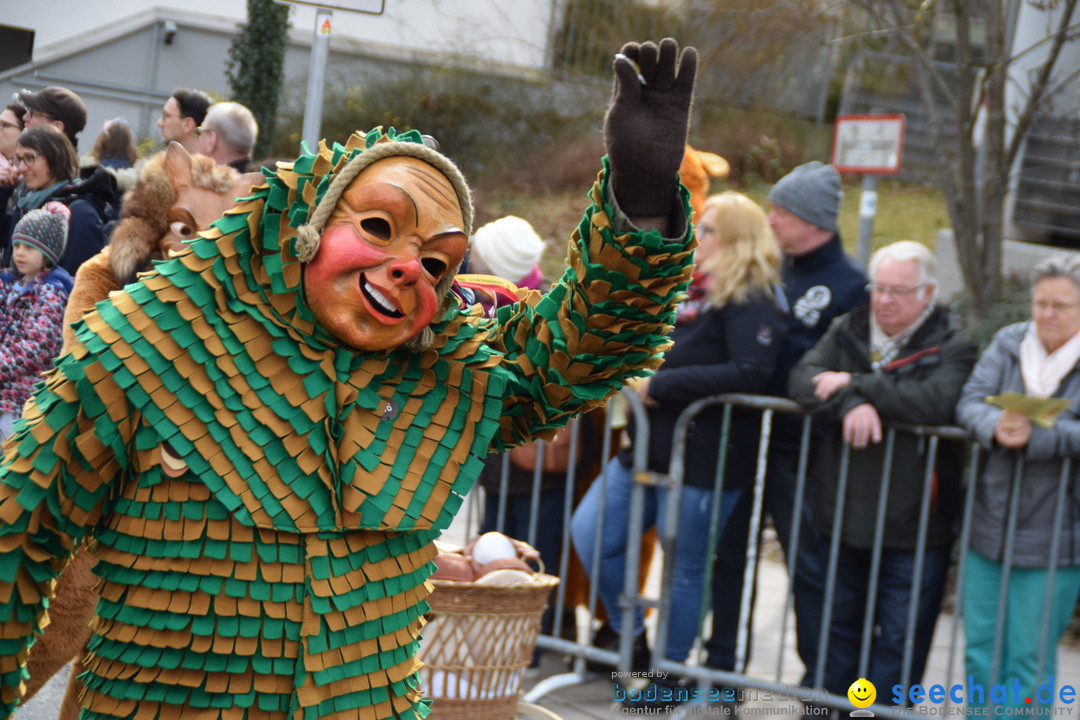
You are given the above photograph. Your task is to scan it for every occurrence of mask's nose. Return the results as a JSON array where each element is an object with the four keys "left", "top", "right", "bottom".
[{"left": 387, "top": 253, "right": 422, "bottom": 287}]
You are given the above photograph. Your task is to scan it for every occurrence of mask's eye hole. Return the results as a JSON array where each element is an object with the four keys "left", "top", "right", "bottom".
[
  {"left": 169, "top": 221, "right": 196, "bottom": 239},
  {"left": 421, "top": 257, "right": 448, "bottom": 279},
  {"left": 361, "top": 217, "right": 391, "bottom": 241}
]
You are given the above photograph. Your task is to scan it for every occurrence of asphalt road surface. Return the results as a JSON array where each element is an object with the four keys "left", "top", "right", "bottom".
[{"left": 15, "top": 662, "right": 70, "bottom": 720}]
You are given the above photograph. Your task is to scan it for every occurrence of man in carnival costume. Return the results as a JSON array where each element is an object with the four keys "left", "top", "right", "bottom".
[{"left": 0, "top": 39, "right": 696, "bottom": 719}]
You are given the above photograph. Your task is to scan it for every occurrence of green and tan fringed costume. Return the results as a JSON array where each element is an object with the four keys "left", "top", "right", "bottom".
[{"left": 0, "top": 128, "right": 694, "bottom": 720}]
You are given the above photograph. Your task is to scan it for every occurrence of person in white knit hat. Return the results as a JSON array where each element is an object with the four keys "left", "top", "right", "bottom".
[{"left": 469, "top": 215, "right": 549, "bottom": 290}]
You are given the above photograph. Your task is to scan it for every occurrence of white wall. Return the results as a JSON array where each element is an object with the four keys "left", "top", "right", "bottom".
[
  {"left": 2, "top": 1, "right": 556, "bottom": 72},
  {"left": 1007, "top": 0, "right": 1080, "bottom": 126},
  {"left": 0, "top": 1, "right": 560, "bottom": 156}
]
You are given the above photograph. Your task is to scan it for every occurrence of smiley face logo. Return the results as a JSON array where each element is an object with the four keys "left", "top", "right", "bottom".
[{"left": 848, "top": 678, "right": 876, "bottom": 709}]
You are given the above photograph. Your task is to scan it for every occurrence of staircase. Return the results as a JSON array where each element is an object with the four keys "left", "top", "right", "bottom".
[{"left": 1012, "top": 115, "right": 1080, "bottom": 246}]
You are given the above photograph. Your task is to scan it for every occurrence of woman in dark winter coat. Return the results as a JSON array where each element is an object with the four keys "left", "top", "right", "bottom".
[
  {"left": 0, "top": 201, "right": 73, "bottom": 439},
  {"left": 571, "top": 191, "right": 787, "bottom": 708},
  {"left": 956, "top": 254, "right": 1080, "bottom": 708},
  {"left": 3, "top": 124, "right": 116, "bottom": 276}
]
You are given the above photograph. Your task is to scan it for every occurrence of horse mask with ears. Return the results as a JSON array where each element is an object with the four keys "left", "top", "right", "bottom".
[
  {"left": 113, "top": 142, "right": 263, "bottom": 286},
  {"left": 60, "top": 143, "right": 262, "bottom": 350}
]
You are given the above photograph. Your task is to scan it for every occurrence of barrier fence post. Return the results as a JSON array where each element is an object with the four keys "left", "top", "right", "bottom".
[{"left": 859, "top": 429, "right": 897, "bottom": 679}]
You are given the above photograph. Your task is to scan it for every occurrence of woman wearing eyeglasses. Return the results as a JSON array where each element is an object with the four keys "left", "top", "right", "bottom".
[
  {"left": 2, "top": 124, "right": 114, "bottom": 275},
  {"left": 955, "top": 254, "right": 1080, "bottom": 709},
  {"left": 0, "top": 105, "right": 26, "bottom": 191},
  {"left": 570, "top": 191, "right": 788, "bottom": 710}
]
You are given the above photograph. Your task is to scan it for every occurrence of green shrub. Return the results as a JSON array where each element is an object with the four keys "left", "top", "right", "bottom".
[
  {"left": 691, "top": 103, "right": 830, "bottom": 186},
  {"left": 226, "top": 0, "right": 290, "bottom": 161},
  {"left": 949, "top": 273, "right": 1030, "bottom": 351},
  {"left": 551, "top": 0, "right": 684, "bottom": 78},
  {"left": 273, "top": 67, "right": 576, "bottom": 179}
]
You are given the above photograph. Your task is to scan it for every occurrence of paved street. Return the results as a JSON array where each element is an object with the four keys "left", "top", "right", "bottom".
[{"left": 14, "top": 506, "right": 1080, "bottom": 719}]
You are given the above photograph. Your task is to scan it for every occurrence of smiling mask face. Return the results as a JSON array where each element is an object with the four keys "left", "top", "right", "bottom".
[{"left": 303, "top": 156, "right": 468, "bottom": 351}]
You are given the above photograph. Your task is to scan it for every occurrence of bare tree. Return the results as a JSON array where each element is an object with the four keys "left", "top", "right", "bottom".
[
  {"left": 551, "top": 0, "right": 837, "bottom": 113},
  {"left": 851, "top": 0, "right": 1080, "bottom": 318}
]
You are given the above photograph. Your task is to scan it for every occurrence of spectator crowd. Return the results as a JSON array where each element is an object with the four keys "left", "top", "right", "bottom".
[{"left": 563, "top": 159, "right": 1080, "bottom": 717}]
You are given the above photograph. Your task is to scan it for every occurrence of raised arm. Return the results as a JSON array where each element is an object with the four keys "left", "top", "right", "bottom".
[
  {"left": 490, "top": 39, "right": 699, "bottom": 447},
  {"left": 604, "top": 38, "right": 697, "bottom": 234}
]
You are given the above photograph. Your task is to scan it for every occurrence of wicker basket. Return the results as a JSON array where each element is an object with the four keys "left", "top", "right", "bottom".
[{"left": 419, "top": 573, "right": 560, "bottom": 720}]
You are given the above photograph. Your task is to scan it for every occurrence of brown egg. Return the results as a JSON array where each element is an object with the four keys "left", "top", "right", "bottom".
[{"left": 432, "top": 553, "right": 476, "bottom": 582}]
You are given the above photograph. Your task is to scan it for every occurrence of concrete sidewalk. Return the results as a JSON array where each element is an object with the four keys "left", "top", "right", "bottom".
[{"left": 511, "top": 549, "right": 1080, "bottom": 720}]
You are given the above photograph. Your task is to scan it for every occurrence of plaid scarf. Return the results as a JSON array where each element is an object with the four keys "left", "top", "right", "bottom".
[{"left": 869, "top": 303, "right": 935, "bottom": 372}]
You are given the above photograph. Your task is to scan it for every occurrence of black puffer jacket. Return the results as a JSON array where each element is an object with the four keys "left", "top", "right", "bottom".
[
  {"left": 768, "top": 235, "right": 868, "bottom": 450},
  {"left": 789, "top": 304, "right": 977, "bottom": 550},
  {"left": 619, "top": 287, "right": 788, "bottom": 490}
]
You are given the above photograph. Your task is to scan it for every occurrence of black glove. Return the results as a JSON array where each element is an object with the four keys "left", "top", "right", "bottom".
[{"left": 604, "top": 38, "right": 697, "bottom": 219}]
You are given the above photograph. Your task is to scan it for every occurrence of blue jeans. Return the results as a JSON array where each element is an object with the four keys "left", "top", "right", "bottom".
[
  {"left": 963, "top": 549, "right": 1080, "bottom": 707},
  {"left": 571, "top": 457, "right": 737, "bottom": 662},
  {"left": 706, "top": 452, "right": 827, "bottom": 684},
  {"left": 822, "top": 543, "right": 950, "bottom": 700}
]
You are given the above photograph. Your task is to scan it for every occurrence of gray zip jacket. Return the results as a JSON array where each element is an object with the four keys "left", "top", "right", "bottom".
[{"left": 956, "top": 321, "right": 1080, "bottom": 567}]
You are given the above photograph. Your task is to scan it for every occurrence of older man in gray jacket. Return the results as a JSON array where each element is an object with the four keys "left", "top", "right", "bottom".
[{"left": 790, "top": 241, "right": 976, "bottom": 706}]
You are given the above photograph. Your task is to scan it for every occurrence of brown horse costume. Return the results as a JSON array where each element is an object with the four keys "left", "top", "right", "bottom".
[{"left": 24, "top": 143, "right": 259, "bottom": 720}]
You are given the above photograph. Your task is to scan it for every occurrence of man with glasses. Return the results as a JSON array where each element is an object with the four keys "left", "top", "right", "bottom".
[
  {"left": 157, "top": 87, "right": 211, "bottom": 154},
  {"left": 13, "top": 85, "right": 87, "bottom": 149},
  {"left": 705, "top": 161, "right": 868, "bottom": 689},
  {"left": 788, "top": 241, "right": 975, "bottom": 709}
]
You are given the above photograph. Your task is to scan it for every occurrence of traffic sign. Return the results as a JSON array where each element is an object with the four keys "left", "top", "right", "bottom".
[
  {"left": 832, "top": 114, "right": 905, "bottom": 175},
  {"left": 274, "top": 0, "right": 385, "bottom": 15}
]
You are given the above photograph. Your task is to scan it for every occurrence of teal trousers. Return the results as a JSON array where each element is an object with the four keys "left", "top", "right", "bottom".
[{"left": 963, "top": 549, "right": 1080, "bottom": 709}]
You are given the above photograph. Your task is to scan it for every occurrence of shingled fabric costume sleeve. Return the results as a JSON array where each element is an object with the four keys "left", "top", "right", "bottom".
[
  {"left": 0, "top": 353, "right": 133, "bottom": 718},
  {"left": 484, "top": 156, "right": 695, "bottom": 448},
  {"left": 0, "top": 129, "right": 693, "bottom": 720}
]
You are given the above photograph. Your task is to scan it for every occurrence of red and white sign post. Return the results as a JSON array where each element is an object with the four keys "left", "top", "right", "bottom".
[
  {"left": 831, "top": 114, "right": 905, "bottom": 268},
  {"left": 275, "top": 0, "right": 387, "bottom": 151}
]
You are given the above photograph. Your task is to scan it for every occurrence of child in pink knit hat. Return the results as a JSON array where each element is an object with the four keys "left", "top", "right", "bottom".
[{"left": 0, "top": 201, "right": 74, "bottom": 438}]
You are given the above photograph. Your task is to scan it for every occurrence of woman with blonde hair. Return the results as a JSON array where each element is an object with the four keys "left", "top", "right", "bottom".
[
  {"left": 698, "top": 191, "right": 782, "bottom": 305},
  {"left": 571, "top": 191, "right": 787, "bottom": 710}
]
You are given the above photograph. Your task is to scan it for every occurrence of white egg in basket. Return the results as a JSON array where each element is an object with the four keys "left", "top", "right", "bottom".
[{"left": 470, "top": 531, "right": 518, "bottom": 565}]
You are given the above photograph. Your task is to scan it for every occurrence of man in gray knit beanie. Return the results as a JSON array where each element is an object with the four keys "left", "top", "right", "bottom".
[{"left": 768, "top": 160, "right": 842, "bottom": 234}]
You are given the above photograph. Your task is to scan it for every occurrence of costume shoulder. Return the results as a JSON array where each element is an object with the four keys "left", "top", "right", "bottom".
[{"left": 63, "top": 248, "right": 118, "bottom": 351}]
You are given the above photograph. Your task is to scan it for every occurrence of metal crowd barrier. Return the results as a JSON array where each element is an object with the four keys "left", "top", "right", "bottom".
[{"left": 467, "top": 388, "right": 1079, "bottom": 717}]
